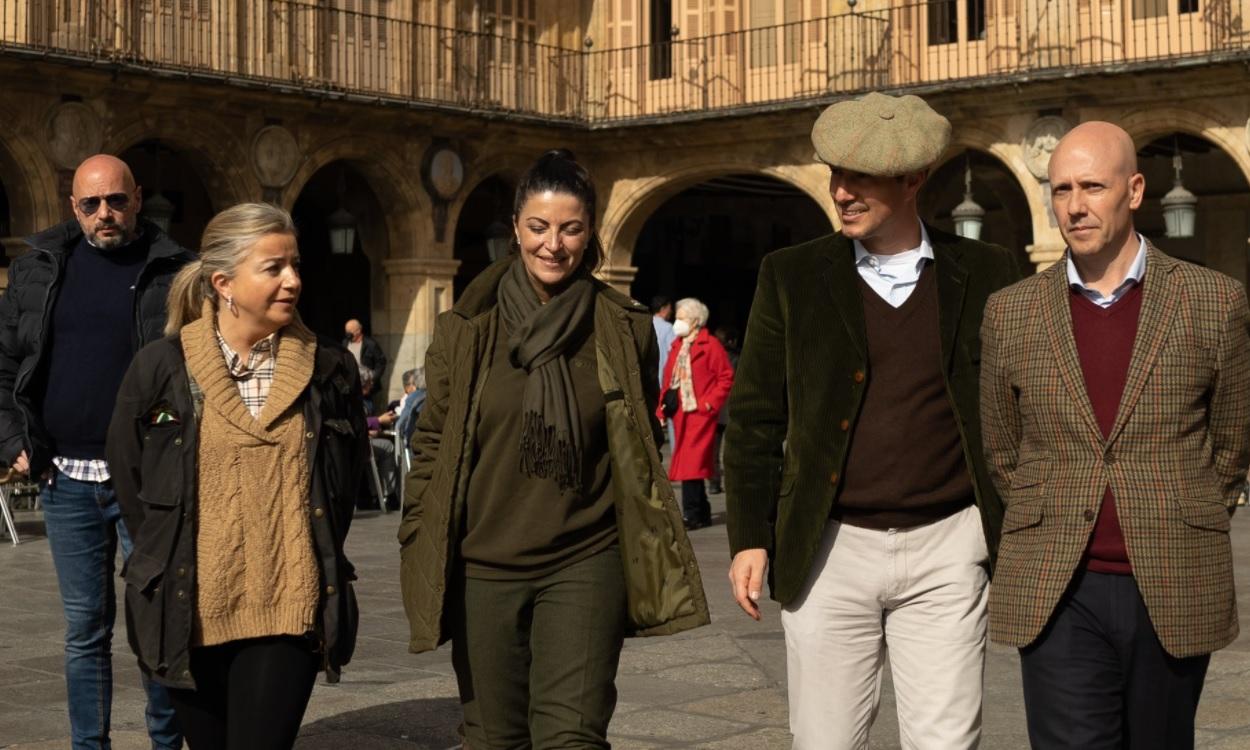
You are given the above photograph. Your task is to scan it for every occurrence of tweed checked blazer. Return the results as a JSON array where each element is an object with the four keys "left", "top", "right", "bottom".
[{"left": 981, "top": 243, "right": 1250, "bottom": 658}]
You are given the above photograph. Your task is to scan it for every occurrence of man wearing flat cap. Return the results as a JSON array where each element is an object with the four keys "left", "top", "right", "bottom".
[{"left": 724, "top": 92, "right": 1023, "bottom": 748}]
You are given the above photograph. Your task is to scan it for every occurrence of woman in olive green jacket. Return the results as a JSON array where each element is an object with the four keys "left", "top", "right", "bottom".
[{"left": 398, "top": 150, "right": 708, "bottom": 749}]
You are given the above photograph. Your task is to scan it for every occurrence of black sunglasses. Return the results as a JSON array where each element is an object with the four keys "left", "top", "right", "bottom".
[{"left": 76, "top": 193, "right": 131, "bottom": 215}]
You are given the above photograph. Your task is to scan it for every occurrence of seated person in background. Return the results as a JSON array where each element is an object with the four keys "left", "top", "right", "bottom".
[
  {"left": 396, "top": 367, "right": 426, "bottom": 443},
  {"left": 359, "top": 368, "right": 399, "bottom": 510}
]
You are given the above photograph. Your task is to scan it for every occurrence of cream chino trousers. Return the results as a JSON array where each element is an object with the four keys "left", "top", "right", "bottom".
[{"left": 781, "top": 503, "right": 989, "bottom": 750}]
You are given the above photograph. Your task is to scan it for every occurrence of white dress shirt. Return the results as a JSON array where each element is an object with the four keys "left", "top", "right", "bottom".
[
  {"left": 1066, "top": 234, "right": 1147, "bottom": 308},
  {"left": 853, "top": 224, "right": 935, "bottom": 308}
]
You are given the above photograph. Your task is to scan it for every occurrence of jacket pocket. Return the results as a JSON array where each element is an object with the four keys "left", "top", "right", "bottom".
[
  {"left": 1002, "top": 503, "right": 1044, "bottom": 533},
  {"left": 1177, "top": 500, "right": 1231, "bottom": 532},
  {"left": 123, "top": 549, "right": 167, "bottom": 670},
  {"left": 137, "top": 423, "right": 184, "bottom": 507},
  {"left": 1010, "top": 458, "right": 1050, "bottom": 492}
]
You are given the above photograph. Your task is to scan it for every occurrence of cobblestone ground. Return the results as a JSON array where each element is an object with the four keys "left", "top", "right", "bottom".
[{"left": 5, "top": 491, "right": 1250, "bottom": 748}]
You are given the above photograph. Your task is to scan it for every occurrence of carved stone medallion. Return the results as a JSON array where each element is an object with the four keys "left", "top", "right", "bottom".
[
  {"left": 251, "top": 125, "right": 302, "bottom": 189},
  {"left": 427, "top": 147, "right": 465, "bottom": 201},
  {"left": 1022, "top": 116, "right": 1071, "bottom": 181},
  {"left": 45, "top": 102, "right": 103, "bottom": 171}
]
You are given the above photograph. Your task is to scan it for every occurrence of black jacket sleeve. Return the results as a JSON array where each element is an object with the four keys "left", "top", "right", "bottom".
[
  {"left": 106, "top": 348, "right": 160, "bottom": 542},
  {"left": 0, "top": 261, "right": 29, "bottom": 464}
]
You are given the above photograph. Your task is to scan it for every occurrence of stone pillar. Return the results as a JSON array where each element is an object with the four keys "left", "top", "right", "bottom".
[
  {"left": 380, "top": 257, "right": 460, "bottom": 400},
  {"left": 596, "top": 264, "right": 638, "bottom": 296},
  {"left": 1027, "top": 225, "right": 1067, "bottom": 271}
]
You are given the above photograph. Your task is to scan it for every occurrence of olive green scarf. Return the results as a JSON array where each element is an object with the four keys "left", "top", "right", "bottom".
[{"left": 497, "top": 257, "right": 596, "bottom": 491}]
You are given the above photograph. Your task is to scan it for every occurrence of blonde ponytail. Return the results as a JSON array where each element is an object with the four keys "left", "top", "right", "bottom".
[
  {"left": 162, "top": 203, "right": 296, "bottom": 336},
  {"left": 164, "top": 259, "right": 207, "bottom": 335}
]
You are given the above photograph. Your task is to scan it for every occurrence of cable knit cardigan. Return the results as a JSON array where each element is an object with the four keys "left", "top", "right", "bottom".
[{"left": 181, "top": 311, "right": 320, "bottom": 646}]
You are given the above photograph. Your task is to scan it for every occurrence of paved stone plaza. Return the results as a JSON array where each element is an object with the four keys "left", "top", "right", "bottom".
[{"left": 5, "top": 492, "right": 1250, "bottom": 749}]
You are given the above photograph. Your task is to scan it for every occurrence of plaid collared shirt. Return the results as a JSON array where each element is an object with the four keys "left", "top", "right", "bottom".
[
  {"left": 216, "top": 329, "right": 277, "bottom": 418},
  {"left": 53, "top": 456, "right": 111, "bottom": 482}
]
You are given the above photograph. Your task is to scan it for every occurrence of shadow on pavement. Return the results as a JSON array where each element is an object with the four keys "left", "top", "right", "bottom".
[{"left": 298, "top": 696, "right": 464, "bottom": 749}]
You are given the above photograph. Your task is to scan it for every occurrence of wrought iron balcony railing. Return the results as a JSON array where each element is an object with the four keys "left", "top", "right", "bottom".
[{"left": 4, "top": 0, "right": 1248, "bottom": 125}]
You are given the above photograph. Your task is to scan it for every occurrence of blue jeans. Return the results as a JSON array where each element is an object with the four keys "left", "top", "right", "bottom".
[{"left": 41, "top": 469, "right": 183, "bottom": 750}]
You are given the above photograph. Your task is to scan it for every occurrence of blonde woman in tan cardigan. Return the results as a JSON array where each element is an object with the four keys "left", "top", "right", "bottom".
[{"left": 107, "top": 203, "right": 368, "bottom": 750}]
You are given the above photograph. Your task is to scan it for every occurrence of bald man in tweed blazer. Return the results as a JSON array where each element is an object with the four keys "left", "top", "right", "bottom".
[{"left": 981, "top": 121, "right": 1250, "bottom": 748}]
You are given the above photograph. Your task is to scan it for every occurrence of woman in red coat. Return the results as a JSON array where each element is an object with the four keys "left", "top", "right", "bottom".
[{"left": 658, "top": 297, "right": 735, "bottom": 530}]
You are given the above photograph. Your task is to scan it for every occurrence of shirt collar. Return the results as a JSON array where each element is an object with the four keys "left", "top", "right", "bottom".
[
  {"left": 1066, "top": 234, "right": 1147, "bottom": 296},
  {"left": 853, "top": 222, "right": 934, "bottom": 270},
  {"left": 214, "top": 328, "right": 277, "bottom": 379}
]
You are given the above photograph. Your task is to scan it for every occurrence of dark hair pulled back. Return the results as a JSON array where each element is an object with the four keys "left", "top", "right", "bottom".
[{"left": 513, "top": 149, "right": 603, "bottom": 272}]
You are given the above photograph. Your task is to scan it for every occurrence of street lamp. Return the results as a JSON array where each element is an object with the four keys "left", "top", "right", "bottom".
[
  {"left": 141, "top": 143, "right": 176, "bottom": 234},
  {"left": 328, "top": 169, "right": 357, "bottom": 255},
  {"left": 485, "top": 219, "right": 511, "bottom": 261},
  {"left": 952, "top": 161, "right": 986, "bottom": 241},
  {"left": 1161, "top": 147, "right": 1197, "bottom": 239},
  {"left": 143, "top": 191, "right": 175, "bottom": 234}
]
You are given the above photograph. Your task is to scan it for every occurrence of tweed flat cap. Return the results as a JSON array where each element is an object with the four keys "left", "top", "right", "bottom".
[{"left": 811, "top": 93, "right": 951, "bottom": 176}]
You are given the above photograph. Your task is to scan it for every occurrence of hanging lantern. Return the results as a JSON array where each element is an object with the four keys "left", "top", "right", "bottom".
[
  {"left": 328, "top": 168, "right": 357, "bottom": 255},
  {"left": 328, "top": 206, "right": 357, "bottom": 255},
  {"left": 1161, "top": 152, "right": 1197, "bottom": 239},
  {"left": 485, "top": 219, "right": 511, "bottom": 261},
  {"left": 952, "top": 161, "right": 986, "bottom": 241},
  {"left": 142, "top": 191, "right": 175, "bottom": 234}
]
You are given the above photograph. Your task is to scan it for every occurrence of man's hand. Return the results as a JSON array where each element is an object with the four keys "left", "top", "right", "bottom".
[
  {"left": 12, "top": 450, "right": 29, "bottom": 476},
  {"left": 729, "top": 548, "right": 769, "bottom": 621}
]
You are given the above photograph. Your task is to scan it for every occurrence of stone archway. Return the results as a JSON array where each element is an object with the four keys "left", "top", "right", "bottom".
[
  {"left": 108, "top": 116, "right": 255, "bottom": 211},
  {"left": 291, "top": 161, "right": 389, "bottom": 345},
  {"left": 1133, "top": 132, "right": 1250, "bottom": 285},
  {"left": 118, "top": 139, "right": 216, "bottom": 250},
  {"left": 600, "top": 159, "right": 834, "bottom": 277},
  {"left": 452, "top": 173, "right": 515, "bottom": 298},
  {"left": 627, "top": 171, "right": 832, "bottom": 333},
  {"left": 921, "top": 148, "right": 1036, "bottom": 273}
]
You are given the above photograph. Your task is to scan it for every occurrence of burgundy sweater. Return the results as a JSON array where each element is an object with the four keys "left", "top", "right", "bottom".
[{"left": 1070, "top": 282, "right": 1144, "bottom": 575}]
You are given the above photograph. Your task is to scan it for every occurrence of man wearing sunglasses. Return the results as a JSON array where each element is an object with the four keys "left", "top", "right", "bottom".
[{"left": 0, "top": 154, "right": 193, "bottom": 749}]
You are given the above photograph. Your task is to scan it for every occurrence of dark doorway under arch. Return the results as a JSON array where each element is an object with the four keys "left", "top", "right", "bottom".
[
  {"left": 1135, "top": 133, "right": 1250, "bottom": 285},
  {"left": 453, "top": 175, "right": 515, "bottom": 299},
  {"left": 121, "top": 140, "right": 214, "bottom": 251},
  {"left": 631, "top": 173, "right": 831, "bottom": 335},
  {"left": 291, "top": 163, "right": 387, "bottom": 341},
  {"left": 920, "top": 150, "right": 1034, "bottom": 274}
]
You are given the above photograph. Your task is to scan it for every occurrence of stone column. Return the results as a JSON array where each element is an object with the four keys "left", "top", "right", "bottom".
[
  {"left": 596, "top": 264, "right": 638, "bottom": 296},
  {"left": 379, "top": 257, "right": 460, "bottom": 400}
]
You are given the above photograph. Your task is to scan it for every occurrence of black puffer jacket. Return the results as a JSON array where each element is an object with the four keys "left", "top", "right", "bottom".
[
  {"left": 106, "top": 331, "right": 368, "bottom": 688},
  {"left": 0, "top": 219, "right": 194, "bottom": 475}
]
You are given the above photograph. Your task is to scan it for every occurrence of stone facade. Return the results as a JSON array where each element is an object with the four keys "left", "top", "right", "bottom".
[{"left": 0, "top": 30, "right": 1247, "bottom": 398}]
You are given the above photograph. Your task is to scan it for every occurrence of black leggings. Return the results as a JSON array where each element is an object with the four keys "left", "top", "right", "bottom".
[{"left": 168, "top": 635, "right": 320, "bottom": 750}]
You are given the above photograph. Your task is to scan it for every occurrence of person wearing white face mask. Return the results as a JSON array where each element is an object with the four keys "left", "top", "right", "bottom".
[{"left": 657, "top": 298, "right": 735, "bottom": 530}]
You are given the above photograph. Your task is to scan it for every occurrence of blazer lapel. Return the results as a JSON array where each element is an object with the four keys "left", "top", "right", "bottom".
[
  {"left": 931, "top": 235, "right": 968, "bottom": 373},
  {"left": 1105, "top": 244, "right": 1179, "bottom": 447},
  {"left": 1041, "top": 259, "right": 1104, "bottom": 440},
  {"left": 821, "top": 235, "right": 868, "bottom": 359}
]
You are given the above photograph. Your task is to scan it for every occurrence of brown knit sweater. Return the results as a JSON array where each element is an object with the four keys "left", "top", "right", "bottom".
[{"left": 181, "top": 307, "right": 320, "bottom": 647}]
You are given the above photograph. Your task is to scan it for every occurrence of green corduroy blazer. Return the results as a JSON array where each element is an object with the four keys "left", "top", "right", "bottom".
[{"left": 723, "top": 225, "right": 1023, "bottom": 606}]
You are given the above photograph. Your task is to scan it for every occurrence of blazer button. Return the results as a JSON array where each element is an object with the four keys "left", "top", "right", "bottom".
[
  {"left": 325, "top": 585, "right": 336, "bottom": 595},
  {"left": 174, "top": 437, "right": 182, "bottom": 446},
  {"left": 1083, "top": 509, "right": 1095, "bottom": 522},
  {"left": 176, "top": 590, "right": 186, "bottom": 600},
  {"left": 176, "top": 567, "right": 187, "bottom": 578},
  {"left": 853, "top": 371, "right": 865, "bottom": 383},
  {"left": 1105, "top": 452, "right": 1117, "bottom": 465},
  {"left": 840, "top": 419, "right": 850, "bottom": 431},
  {"left": 830, "top": 472, "right": 839, "bottom": 485},
  {"left": 313, "top": 507, "right": 325, "bottom": 518},
  {"left": 306, "top": 431, "right": 315, "bottom": 439}
]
